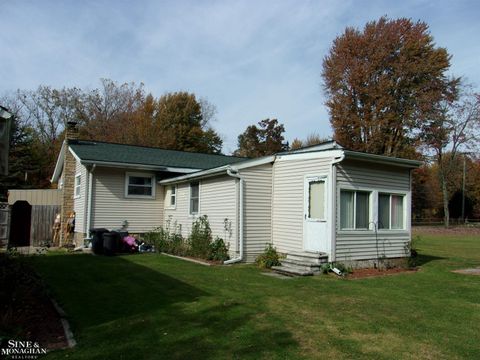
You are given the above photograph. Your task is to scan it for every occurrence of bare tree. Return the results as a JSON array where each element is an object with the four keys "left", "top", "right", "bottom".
[{"left": 423, "top": 86, "right": 480, "bottom": 226}]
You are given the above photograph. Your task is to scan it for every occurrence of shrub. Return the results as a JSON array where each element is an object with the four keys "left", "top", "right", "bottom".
[
  {"left": 188, "top": 215, "right": 213, "bottom": 259},
  {"left": 209, "top": 237, "right": 230, "bottom": 262},
  {"left": 144, "top": 226, "right": 189, "bottom": 256},
  {"left": 255, "top": 244, "right": 281, "bottom": 269}
]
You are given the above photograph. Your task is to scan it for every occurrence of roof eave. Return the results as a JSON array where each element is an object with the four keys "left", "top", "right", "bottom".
[
  {"left": 80, "top": 159, "right": 200, "bottom": 173},
  {"left": 51, "top": 141, "right": 66, "bottom": 183},
  {"left": 160, "top": 155, "right": 275, "bottom": 185},
  {"left": 343, "top": 150, "right": 422, "bottom": 168}
]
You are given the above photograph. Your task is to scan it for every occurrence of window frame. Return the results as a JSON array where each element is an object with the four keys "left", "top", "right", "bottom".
[
  {"left": 165, "top": 185, "right": 177, "bottom": 209},
  {"left": 189, "top": 181, "right": 200, "bottom": 216},
  {"left": 377, "top": 192, "right": 406, "bottom": 231},
  {"left": 124, "top": 172, "right": 156, "bottom": 199},
  {"left": 339, "top": 188, "right": 372, "bottom": 231},
  {"left": 74, "top": 173, "right": 81, "bottom": 199}
]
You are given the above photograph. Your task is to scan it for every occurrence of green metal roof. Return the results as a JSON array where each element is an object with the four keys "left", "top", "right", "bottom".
[{"left": 69, "top": 140, "right": 247, "bottom": 170}]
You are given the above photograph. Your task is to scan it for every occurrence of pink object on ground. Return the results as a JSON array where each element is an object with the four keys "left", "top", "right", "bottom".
[{"left": 123, "top": 236, "right": 136, "bottom": 246}]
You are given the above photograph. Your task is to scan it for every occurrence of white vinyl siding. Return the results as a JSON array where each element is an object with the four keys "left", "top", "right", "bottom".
[
  {"left": 335, "top": 160, "right": 411, "bottom": 261},
  {"left": 73, "top": 160, "right": 87, "bottom": 234},
  {"left": 164, "top": 176, "right": 238, "bottom": 257},
  {"left": 239, "top": 163, "right": 273, "bottom": 263},
  {"left": 91, "top": 167, "right": 164, "bottom": 233},
  {"left": 272, "top": 156, "right": 333, "bottom": 254}
]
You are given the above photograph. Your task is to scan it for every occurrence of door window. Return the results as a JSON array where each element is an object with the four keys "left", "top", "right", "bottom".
[{"left": 308, "top": 180, "right": 325, "bottom": 220}]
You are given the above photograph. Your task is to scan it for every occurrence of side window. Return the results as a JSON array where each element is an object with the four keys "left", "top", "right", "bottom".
[
  {"left": 189, "top": 182, "right": 199, "bottom": 215},
  {"left": 125, "top": 173, "right": 155, "bottom": 198},
  {"left": 378, "top": 193, "right": 405, "bottom": 230},
  {"left": 340, "top": 190, "right": 370, "bottom": 230},
  {"left": 74, "top": 174, "right": 81, "bottom": 198},
  {"left": 170, "top": 185, "right": 176, "bottom": 207}
]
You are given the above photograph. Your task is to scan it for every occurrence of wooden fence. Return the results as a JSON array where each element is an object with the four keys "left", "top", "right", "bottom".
[{"left": 30, "top": 205, "right": 60, "bottom": 246}]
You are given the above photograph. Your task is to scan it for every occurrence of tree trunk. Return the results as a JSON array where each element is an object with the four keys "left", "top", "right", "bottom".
[{"left": 441, "top": 174, "right": 450, "bottom": 228}]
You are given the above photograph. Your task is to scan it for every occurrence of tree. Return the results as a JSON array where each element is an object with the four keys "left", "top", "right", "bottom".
[
  {"left": 290, "top": 133, "right": 329, "bottom": 150},
  {"left": 0, "top": 113, "right": 43, "bottom": 201},
  {"left": 1, "top": 80, "right": 225, "bottom": 191},
  {"left": 322, "top": 16, "right": 459, "bottom": 158},
  {"left": 154, "top": 92, "right": 222, "bottom": 154},
  {"left": 235, "top": 119, "right": 288, "bottom": 157},
  {"left": 423, "top": 87, "right": 480, "bottom": 226}
]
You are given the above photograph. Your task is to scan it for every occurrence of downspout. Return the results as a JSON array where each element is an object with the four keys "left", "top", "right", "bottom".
[
  {"left": 224, "top": 167, "right": 244, "bottom": 264},
  {"left": 330, "top": 153, "right": 345, "bottom": 262},
  {"left": 85, "top": 164, "right": 96, "bottom": 240}
]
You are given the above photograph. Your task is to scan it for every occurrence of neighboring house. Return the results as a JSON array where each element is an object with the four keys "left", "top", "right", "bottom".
[{"left": 53, "top": 122, "right": 421, "bottom": 272}]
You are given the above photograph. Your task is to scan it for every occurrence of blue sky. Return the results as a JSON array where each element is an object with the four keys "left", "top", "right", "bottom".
[{"left": 1, "top": 0, "right": 479, "bottom": 153}]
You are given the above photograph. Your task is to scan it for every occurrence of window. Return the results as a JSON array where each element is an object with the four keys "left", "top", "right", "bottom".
[
  {"left": 74, "top": 174, "right": 81, "bottom": 198},
  {"left": 169, "top": 185, "right": 176, "bottom": 207},
  {"left": 125, "top": 173, "right": 155, "bottom": 198},
  {"left": 340, "top": 190, "right": 370, "bottom": 230},
  {"left": 190, "top": 182, "right": 199, "bottom": 215},
  {"left": 378, "top": 193, "right": 405, "bottom": 230},
  {"left": 308, "top": 180, "right": 325, "bottom": 220}
]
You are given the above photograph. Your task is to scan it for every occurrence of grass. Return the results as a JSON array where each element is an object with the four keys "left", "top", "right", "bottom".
[{"left": 27, "top": 234, "right": 480, "bottom": 359}]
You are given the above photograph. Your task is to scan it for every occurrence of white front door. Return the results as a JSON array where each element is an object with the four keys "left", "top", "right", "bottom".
[{"left": 304, "top": 176, "right": 328, "bottom": 252}]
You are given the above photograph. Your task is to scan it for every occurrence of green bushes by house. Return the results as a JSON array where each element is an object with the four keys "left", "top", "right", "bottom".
[{"left": 144, "top": 215, "right": 230, "bottom": 262}]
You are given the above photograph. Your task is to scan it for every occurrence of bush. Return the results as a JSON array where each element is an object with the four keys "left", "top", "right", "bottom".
[
  {"left": 144, "top": 226, "right": 189, "bottom": 256},
  {"left": 255, "top": 244, "right": 281, "bottom": 269},
  {"left": 209, "top": 237, "right": 230, "bottom": 262},
  {"left": 145, "top": 216, "right": 230, "bottom": 261},
  {"left": 188, "top": 215, "right": 213, "bottom": 259}
]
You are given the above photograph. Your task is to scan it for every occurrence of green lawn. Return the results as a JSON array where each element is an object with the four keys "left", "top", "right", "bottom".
[{"left": 29, "top": 234, "right": 480, "bottom": 359}]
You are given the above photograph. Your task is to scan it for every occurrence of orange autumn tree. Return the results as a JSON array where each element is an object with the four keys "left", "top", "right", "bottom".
[{"left": 322, "top": 16, "right": 459, "bottom": 158}]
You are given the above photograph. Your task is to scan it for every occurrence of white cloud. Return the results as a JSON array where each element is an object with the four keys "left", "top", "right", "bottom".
[{"left": 1, "top": 0, "right": 479, "bottom": 153}]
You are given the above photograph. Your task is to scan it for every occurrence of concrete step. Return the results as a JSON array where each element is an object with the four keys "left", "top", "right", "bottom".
[
  {"left": 280, "top": 258, "right": 322, "bottom": 270},
  {"left": 271, "top": 265, "right": 314, "bottom": 277},
  {"left": 286, "top": 252, "right": 328, "bottom": 265}
]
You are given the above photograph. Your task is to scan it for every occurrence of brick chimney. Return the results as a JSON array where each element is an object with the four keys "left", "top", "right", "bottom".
[{"left": 60, "top": 121, "right": 79, "bottom": 246}]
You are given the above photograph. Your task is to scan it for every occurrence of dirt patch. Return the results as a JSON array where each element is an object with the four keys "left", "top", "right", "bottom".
[
  {"left": 347, "top": 267, "right": 418, "bottom": 279},
  {"left": 452, "top": 268, "right": 480, "bottom": 276},
  {"left": 413, "top": 226, "right": 480, "bottom": 236},
  {"left": 0, "top": 255, "right": 69, "bottom": 351}
]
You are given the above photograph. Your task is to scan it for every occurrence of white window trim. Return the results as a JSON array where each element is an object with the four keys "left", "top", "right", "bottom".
[
  {"left": 377, "top": 192, "right": 407, "bottom": 232},
  {"left": 165, "top": 185, "right": 177, "bottom": 210},
  {"left": 125, "top": 172, "right": 156, "bottom": 199},
  {"left": 339, "top": 188, "right": 373, "bottom": 231},
  {"left": 189, "top": 181, "right": 200, "bottom": 216},
  {"left": 74, "top": 173, "right": 81, "bottom": 199}
]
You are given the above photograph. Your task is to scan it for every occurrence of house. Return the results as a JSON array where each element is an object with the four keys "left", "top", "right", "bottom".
[{"left": 53, "top": 121, "right": 421, "bottom": 272}]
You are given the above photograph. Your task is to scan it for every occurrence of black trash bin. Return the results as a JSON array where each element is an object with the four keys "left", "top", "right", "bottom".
[
  {"left": 103, "top": 231, "right": 121, "bottom": 256},
  {"left": 90, "top": 228, "right": 109, "bottom": 255}
]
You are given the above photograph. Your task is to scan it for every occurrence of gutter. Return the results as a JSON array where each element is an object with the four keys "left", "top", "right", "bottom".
[
  {"left": 330, "top": 153, "right": 345, "bottom": 262},
  {"left": 224, "top": 167, "right": 244, "bottom": 265},
  {"left": 85, "top": 164, "right": 96, "bottom": 239}
]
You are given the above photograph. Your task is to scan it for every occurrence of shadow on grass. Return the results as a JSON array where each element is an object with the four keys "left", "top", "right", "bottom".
[
  {"left": 415, "top": 253, "right": 444, "bottom": 267},
  {"left": 29, "top": 254, "right": 207, "bottom": 329},
  {"left": 28, "top": 254, "right": 299, "bottom": 359}
]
